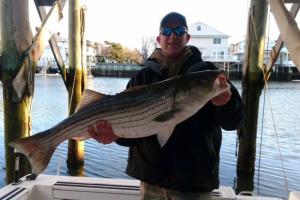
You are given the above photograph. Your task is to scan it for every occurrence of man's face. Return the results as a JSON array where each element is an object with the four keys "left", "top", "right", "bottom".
[{"left": 157, "top": 23, "right": 190, "bottom": 58}]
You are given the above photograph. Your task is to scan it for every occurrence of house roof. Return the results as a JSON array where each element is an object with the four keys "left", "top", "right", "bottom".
[{"left": 188, "top": 21, "right": 229, "bottom": 38}]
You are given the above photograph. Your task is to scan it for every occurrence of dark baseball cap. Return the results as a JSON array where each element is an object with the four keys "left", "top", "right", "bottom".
[{"left": 159, "top": 12, "right": 188, "bottom": 30}]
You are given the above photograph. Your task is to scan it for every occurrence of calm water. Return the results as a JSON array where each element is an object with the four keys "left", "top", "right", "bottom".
[{"left": 0, "top": 75, "right": 299, "bottom": 199}]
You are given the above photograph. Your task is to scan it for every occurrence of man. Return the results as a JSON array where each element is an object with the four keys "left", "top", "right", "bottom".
[{"left": 89, "top": 12, "right": 245, "bottom": 199}]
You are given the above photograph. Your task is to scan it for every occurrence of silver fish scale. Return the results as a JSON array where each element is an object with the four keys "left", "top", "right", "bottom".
[
  {"left": 47, "top": 84, "right": 176, "bottom": 143},
  {"left": 83, "top": 85, "right": 176, "bottom": 128},
  {"left": 108, "top": 88, "right": 175, "bottom": 128}
]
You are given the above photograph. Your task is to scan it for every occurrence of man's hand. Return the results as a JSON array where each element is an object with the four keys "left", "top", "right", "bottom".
[
  {"left": 211, "top": 74, "right": 232, "bottom": 106},
  {"left": 88, "top": 120, "right": 119, "bottom": 144}
]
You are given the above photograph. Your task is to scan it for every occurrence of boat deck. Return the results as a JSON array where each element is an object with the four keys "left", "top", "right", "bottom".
[{"left": 0, "top": 174, "right": 298, "bottom": 200}]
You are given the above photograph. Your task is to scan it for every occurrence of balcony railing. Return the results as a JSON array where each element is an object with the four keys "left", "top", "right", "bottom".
[{"left": 203, "top": 55, "right": 239, "bottom": 62}]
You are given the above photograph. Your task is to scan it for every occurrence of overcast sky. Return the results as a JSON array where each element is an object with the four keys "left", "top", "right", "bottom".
[{"left": 28, "top": 0, "right": 298, "bottom": 50}]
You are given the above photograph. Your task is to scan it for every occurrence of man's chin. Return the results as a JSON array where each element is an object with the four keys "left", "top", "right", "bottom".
[{"left": 165, "top": 49, "right": 181, "bottom": 58}]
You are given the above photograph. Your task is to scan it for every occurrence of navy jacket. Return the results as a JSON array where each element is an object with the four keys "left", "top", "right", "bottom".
[{"left": 116, "top": 46, "right": 245, "bottom": 192}]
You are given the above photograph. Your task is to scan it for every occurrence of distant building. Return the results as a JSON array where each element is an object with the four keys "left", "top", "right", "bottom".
[
  {"left": 93, "top": 42, "right": 103, "bottom": 64},
  {"left": 230, "top": 39, "right": 295, "bottom": 67},
  {"left": 38, "top": 34, "right": 98, "bottom": 73},
  {"left": 188, "top": 22, "right": 235, "bottom": 61},
  {"left": 38, "top": 33, "right": 68, "bottom": 73},
  {"left": 229, "top": 39, "right": 299, "bottom": 81},
  {"left": 86, "top": 40, "right": 97, "bottom": 67}
]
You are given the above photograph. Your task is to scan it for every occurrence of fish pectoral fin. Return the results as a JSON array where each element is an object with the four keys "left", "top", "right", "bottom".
[
  {"left": 156, "top": 126, "right": 175, "bottom": 147},
  {"left": 153, "top": 109, "right": 180, "bottom": 122},
  {"left": 76, "top": 89, "right": 107, "bottom": 112},
  {"left": 155, "top": 110, "right": 181, "bottom": 146}
]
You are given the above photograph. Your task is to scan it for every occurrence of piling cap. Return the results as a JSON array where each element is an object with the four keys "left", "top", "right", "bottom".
[{"left": 159, "top": 12, "right": 188, "bottom": 30}]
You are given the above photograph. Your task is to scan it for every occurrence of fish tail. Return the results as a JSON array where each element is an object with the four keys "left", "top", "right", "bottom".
[{"left": 9, "top": 129, "right": 56, "bottom": 175}]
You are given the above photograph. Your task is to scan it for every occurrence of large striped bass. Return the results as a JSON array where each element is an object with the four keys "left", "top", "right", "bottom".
[{"left": 10, "top": 70, "right": 230, "bottom": 175}]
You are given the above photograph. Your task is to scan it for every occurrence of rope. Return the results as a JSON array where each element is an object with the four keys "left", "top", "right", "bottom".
[
  {"left": 24, "top": 51, "right": 34, "bottom": 135},
  {"left": 266, "top": 85, "right": 289, "bottom": 192},
  {"left": 257, "top": 79, "right": 266, "bottom": 195},
  {"left": 256, "top": 7, "right": 272, "bottom": 194},
  {"left": 68, "top": 69, "right": 77, "bottom": 114},
  {"left": 250, "top": 7, "right": 261, "bottom": 62}
]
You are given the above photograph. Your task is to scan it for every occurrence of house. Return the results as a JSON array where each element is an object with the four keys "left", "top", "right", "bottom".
[
  {"left": 37, "top": 34, "right": 98, "bottom": 74},
  {"left": 229, "top": 39, "right": 298, "bottom": 81},
  {"left": 37, "top": 33, "right": 68, "bottom": 73},
  {"left": 188, "top": 22, "right": 234, "bottom": 61},
  {"left": 86, "top": 40, "right": 97, "bottom": 67},
  {"left": 230, "top": 39, "right": 295, "bottom": 67}
]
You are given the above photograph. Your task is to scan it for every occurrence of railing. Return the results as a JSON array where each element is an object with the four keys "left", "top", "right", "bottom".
[
  {"left": 203, "top": 55, "right": 239, "bottom": 62},
  {"left": 91, "top": 63, "right": 142, "bottom": 77},
  {"left": 90, "top": 62, "right": 299, "bottom": 81}
]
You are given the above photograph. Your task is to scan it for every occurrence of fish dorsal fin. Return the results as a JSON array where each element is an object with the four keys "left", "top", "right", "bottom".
[
  {"left": 76, "top": 89, "right": 107, "bottom": 112},
  {"left": 121, "top": 85, "right": 147, "bottom": 93}
]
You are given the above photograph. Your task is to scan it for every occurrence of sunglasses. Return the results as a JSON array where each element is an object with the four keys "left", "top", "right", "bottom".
[{"left": 160, "top": 26, "right": 187, "bottom": 37}]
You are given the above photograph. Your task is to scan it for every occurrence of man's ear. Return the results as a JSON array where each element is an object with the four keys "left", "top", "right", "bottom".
[
  {"left": 156, "top": 36, "right": 161, "bottom": 44},
  {"left": 186, "top": 34, "right": 191, "bottom": 43}
]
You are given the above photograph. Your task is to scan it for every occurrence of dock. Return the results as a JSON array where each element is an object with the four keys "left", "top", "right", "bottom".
[{"left": 91, "top": 63, "right": 142, "bottom": 78}]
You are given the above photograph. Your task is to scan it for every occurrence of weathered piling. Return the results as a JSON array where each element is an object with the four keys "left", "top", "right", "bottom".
[
  {"left": 0, "top": 0, "right": 33, "bottom": 183},
  {"left": 265, "top": 2, "right": 300, "bottom": 80},
  {"left": 81, "top": 6, "right": 87, "bottom": 89},
  {"left": 66, "top": 0, "right": 86, "bottom": 171},
  {"left": 236, "top": 0, "right": 268, "bottom": 192},
  {"left": 1, "top": 0, "right": 67, "bottom": 182}
]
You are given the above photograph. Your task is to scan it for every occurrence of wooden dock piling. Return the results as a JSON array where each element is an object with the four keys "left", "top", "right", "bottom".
[
  {"left": 66, "top": 0, "right": 86, "bottom": 171},
  {"left": 237, "top": 0, "right": 268, "bottom": 192},
  {"left": 0, "top": 0, "right": 33, "bottom": 183}
]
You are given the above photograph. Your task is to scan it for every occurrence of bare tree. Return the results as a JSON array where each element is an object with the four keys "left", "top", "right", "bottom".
[{"left": 141, "top": 36, "right": 158, "bottom": 62}]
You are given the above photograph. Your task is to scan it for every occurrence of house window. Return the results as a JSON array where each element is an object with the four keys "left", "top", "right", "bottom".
[
  {"left": 197, "top": 25, "right": 201, "bottom": 31},
  {"left": 213, "top": 37, "right": 221, "bottom": 44},
  {"left": 213, "top": 51, "right": 225, "bottom": 59},
  {"left": 288, "top": 53, "right": 292, "bottom": 61},
  {"left": 218, "top": 51, "right": 224, "bottom": 59}
]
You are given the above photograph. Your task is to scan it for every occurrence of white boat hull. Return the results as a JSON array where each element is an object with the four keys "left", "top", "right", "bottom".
[{"left": 0, "top": 174, "right": 297, "bottom": 200}]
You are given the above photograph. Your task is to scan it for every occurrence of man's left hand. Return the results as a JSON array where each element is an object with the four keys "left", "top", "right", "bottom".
[{"left": 211, "top": 74, "right": 231, "bottom": 106}]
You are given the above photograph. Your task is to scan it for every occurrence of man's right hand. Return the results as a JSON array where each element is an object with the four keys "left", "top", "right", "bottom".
[{"left": 88, "top": 120, "right": 119, "bottom": 144}]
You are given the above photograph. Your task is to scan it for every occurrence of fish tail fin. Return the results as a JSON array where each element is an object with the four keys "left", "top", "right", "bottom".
[{"left": 9, "top": 130, "right": 56, "bottom": 175}]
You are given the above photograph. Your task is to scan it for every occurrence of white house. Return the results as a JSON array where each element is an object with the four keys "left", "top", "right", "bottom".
[
  {"left": 230, "top": 39, "right": 295, "bottom": 67},
  {"left": 37, "top": 34, "right": 68, "bottom": 73},
  {"left": 188, "top": 22, "right": 233, "bottom": 61},
  {"left": 37, "top": 34, "right": 98, "bottom": 73},
  {"left": 86, "top": 40, "right": 97, "bottom": 67}
]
